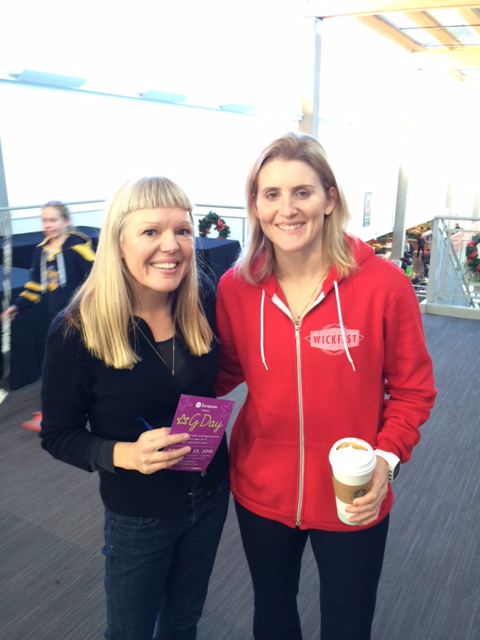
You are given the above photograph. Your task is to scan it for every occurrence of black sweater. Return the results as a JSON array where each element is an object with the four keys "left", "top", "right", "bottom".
[{"left": 40, "top": 305, "right": 228, "bottom": 519}]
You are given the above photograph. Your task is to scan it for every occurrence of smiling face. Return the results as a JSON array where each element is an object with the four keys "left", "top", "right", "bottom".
[
  {"left": 255, "top": 159, "right": 337, "bottom": 264},
  {"left": 41, "top": 206, "right": 70, "bottom": 241},
  {"left": 120, "top": 207, "right": 194, "bottom": 307}
]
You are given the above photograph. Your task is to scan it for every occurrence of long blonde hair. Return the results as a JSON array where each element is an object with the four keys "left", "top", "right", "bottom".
[
  {"left": 237, "top": 132, "right": 357, "bottom": 283},
  {"left": 67, "top": 176, "right": 213, "bottom": 369}
]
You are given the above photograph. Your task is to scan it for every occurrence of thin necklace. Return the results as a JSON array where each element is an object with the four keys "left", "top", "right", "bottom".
[
  {"left": 136, "top": 322, "right": 175, "bottom": 376},
  {"left": 295, "top": 280, "right": 323, "bottom": 321},
  {"left": 279, "top": 267, "right": 330, "bottom": 322}
]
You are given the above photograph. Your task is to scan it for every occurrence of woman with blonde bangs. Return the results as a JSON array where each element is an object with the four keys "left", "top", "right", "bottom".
[
  {"left": 216, "top": 133, "right": 436, "bottom": 640},
  {"left": 71, "top": 178, "right": 212, "bottom": 369},
  {"left": 40, "top": 176, "right": 229, "bottom": 640}
]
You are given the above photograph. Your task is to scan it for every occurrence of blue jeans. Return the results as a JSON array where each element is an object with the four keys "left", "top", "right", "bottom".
[{"left": 103, "top": 479, "right": 229, "bottom": 640}]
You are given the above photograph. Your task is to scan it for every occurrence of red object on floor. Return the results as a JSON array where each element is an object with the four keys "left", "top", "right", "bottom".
[{"left": 21, "top": 411, "right": 42, "bottom": 432}]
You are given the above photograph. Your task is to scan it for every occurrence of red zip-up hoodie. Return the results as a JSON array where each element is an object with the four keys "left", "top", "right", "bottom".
[{"left": 216, "top": 239, "right": 437, "bottom": 531}]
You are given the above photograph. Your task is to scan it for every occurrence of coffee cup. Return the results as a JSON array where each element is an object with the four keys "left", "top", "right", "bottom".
[{"left": 328, "top": 438, "right": 376, "bottom": 525}]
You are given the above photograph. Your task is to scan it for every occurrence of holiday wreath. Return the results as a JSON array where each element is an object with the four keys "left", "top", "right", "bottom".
[
  {"left": 198, "top": 211, "right": 231, "bottom": 239},
  {"left": 465, "top": 233, "right": 480, "bottom": 276}
]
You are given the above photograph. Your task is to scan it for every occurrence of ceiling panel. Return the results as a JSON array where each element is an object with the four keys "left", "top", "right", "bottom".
[{"left": 308, "top": 2, "right": 480, "bottom": 80}]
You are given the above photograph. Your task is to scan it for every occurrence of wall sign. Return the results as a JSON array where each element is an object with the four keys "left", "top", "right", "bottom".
[{"left": 363, "top": 192, "right": 372, "bottom": 228}]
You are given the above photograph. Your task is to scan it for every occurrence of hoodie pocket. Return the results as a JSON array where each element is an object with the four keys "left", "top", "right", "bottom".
[
  {"left": 301, "top": 442, "right": 339, "bottom": 526},
  {"left": 234, "top": 437, "right": 298, "bottom": 515}
]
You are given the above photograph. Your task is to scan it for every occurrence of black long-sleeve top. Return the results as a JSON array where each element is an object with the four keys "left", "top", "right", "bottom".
[{"left": 40, "top": 299, "right": 228, "bottom": 519}]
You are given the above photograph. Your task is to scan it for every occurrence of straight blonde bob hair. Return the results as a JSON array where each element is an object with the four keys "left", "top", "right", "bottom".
[
  {"left": 66, "top": 176, "right": 213, "bottom": 369},
  {"left": 236, "top": 132, "right": 357, "bottom": 283}
]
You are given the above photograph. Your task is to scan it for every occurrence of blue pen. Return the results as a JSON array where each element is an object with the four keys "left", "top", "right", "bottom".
[{"left": 136, "top": 416, "right": 154, "bottom": 431}]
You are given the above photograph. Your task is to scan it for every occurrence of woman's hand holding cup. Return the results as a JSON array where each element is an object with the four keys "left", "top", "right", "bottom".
[{"left": 345, "top": 457, "right": 389, "bottom": 525}]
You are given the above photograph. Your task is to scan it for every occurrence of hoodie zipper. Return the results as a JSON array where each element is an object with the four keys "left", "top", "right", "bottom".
[
  {"left": 294, "top": 320, "right": 304, "bottom": 527},
  {"left": 271, "top": 292, "right": 325, "bottom": 527}
]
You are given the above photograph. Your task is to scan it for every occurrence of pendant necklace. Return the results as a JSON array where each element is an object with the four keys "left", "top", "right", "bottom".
[
  {"left": 280, "top": 266, "right": 330, "bottom": 323},
  {"left": 295, "top": 280, "right": 323, "bottom": 322},
  {"left": 136, "top": 322, "right": 175, "bottom": 376}
]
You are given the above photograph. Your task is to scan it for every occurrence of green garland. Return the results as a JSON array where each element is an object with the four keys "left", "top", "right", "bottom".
[
  {"left": 198, "top": 211, "right": 231, "bottom": 240},
  {"left": 465, "top": 233, "right": 480, "bottom": 276}
]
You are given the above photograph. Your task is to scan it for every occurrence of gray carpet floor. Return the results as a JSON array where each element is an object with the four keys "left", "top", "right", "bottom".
[{"left": 0, "top": 313, "right": 479, "bottom": 639}]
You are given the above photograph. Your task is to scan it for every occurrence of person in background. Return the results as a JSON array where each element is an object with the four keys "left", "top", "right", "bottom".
[
  {"left": 416, "top": 227, "right": 426, "bottom": 258},
  {"left": 421, "top": 225, "right": 432, "bottom": 253},
  {"left": 40, "top": 177, "right": 229, "bottom": 640},
  {"left": 400, "top": 251, "right": 413, "bottom": 277},
  {"left": 1, "top": 201, "right": 95, "bottom": 322},
  {"left": 215, "top": 133, "right": 437, "bottom": 640},
  {"left": 422, "top": 251, "right": 430, "bottom": 278},
  {"left": 404, "top": 238, "right": 414, "bottom": 260}
]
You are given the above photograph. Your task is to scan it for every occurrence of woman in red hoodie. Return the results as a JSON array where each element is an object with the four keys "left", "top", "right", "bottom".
[{"left": 215, "top": 133, "right": 437, "bottom": 640}]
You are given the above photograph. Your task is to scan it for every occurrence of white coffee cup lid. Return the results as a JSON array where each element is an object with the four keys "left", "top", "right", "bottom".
[{"left": 329, "top": 438, "right": 375, "bottom": 476}]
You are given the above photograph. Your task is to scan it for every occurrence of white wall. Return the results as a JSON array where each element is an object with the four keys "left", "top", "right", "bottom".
[
  {"left": 0, "top": 82, "right": 296, "bottom": 210},
  {"left": 1, "top": 2, "right": 479, "bottom": 242},
  {"left": 0, "top": 0, "right": 306, "bottom": 239},
  {"left": 315, "top": 17, "right": 480, "bottom": 237},
  {"left": 317, "top": 118, "right": 400, "bottom": 241}
]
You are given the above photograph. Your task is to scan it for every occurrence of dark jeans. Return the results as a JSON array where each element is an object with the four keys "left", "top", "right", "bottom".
[
  {"left": 102, "top": 479, "right": 229, "bottom": 640},
  {"left": 235, "top": 501, "right": 389, "bottom": 640}
]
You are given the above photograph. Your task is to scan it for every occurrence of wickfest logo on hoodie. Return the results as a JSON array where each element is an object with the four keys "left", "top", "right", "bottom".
[{"left": 305, "top": 323, "right": 364, "bottom": 356}]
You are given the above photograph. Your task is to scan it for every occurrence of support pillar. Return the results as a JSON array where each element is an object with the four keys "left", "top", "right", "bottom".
[
  {"left": 473, "top": 189, "right": 480, "bottom": 219},
  {"left": 391, "top": 163, "right": 409, "bottom": 262},
  {"left": 298, "top": 18, "right": 322, "bottom": 137},
  {"left": 0, "top": 136, "right": 8, "bottom": 209},
  {"left": 445, "top": 178, "right": 453, "bottom": 216},
  {"left": 0, "top": 136, "right": 12, "bottom": 402}
]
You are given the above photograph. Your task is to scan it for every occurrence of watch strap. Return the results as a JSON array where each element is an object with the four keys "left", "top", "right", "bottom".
[{"left": 375, "top": 450, "right": 400, "bottom": 482}]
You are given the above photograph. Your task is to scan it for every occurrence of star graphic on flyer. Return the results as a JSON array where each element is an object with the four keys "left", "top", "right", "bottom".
[
  {"left": 219, "top": 401, "right": 235, "bottom": 419},
  {"left": 181, "top": 396, "right": 195, "bottom": 409},
  {"left": 176, "top": 414, "right": 189, "bottom": 426}
]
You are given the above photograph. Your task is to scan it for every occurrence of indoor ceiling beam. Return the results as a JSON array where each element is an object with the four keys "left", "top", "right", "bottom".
[
  {"left": 307, "top": 1, "right": 480, "bottom": 19},
  {"left": 356, "top": 15, "right": 423, "bottom": 51},
  {"left": 405, "top": 10, "right": 460, "bottom": 46},
  {"left": 413, "top": 44, "right": 480, "bottom": 66},
  {"left": 457, "top": 8, "right": 480, "bottom": 35}
]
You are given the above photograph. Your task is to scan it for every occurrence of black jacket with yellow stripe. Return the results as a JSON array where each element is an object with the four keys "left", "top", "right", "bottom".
[{"left": 14, "top": 231, "right": 95, "bottom": 317}]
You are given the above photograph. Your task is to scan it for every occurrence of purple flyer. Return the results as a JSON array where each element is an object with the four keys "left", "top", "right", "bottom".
[{"left": 165, "top": 395, "right": 235, "bottom": 472}]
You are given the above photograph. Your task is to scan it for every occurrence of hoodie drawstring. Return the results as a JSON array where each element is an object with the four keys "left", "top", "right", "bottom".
[
  {"left": 260, "top": 281, "right": 356, "bottom": 373},
  {"left": 334, "top": 281, "right": 356, "bottom": 372},
  {"left": 260, "top": 289, "right": 269, "bottom": 370}
]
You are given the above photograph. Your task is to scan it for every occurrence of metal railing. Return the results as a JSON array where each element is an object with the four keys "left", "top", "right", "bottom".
[
  {"left": 0, "top": 200, "right": 249, "bottom": 246},
  {"left": 412, "top": 280, "right": 428, "bottom": 303},
  {"left": 4, "top": 203, "right": 480, "bottom": 321},
  {"left": 425, "top": 216, "right": 480, "bottom": 318}
]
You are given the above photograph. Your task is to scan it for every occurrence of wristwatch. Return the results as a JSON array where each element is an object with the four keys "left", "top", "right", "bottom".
[{"left": 375, "top": 450, "right": 401, "bottom": 483}]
